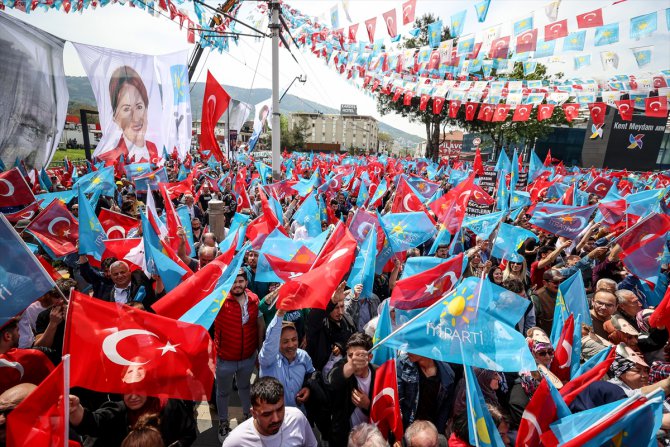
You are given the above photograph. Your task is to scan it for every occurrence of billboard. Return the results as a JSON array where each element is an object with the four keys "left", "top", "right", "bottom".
[{"left": 340, "top": 104, "right": 358, "bottom": 115}]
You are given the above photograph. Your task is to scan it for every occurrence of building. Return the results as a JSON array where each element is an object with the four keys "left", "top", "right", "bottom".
[
  {"left": 286, "top": 112, "right": 379, "bottom": 152},
  {"left": 58, "top": 115, "right": 102, "bottom": 149}
]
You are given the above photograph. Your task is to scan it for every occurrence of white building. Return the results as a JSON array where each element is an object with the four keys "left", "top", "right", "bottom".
[{"left": 287, "top": 112, "right": 379, "bottom": 152}]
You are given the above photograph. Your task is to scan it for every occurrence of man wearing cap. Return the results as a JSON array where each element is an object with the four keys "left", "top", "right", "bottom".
[{"left": 213, "top": 268, "right": 266, "bottom": 443}]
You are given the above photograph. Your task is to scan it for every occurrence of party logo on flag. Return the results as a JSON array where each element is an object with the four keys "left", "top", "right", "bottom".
[
  {"left": 627, "top": 134, "right": 644, "bottom": 150},
  {"left": 170, "top": 64, "right": 189, "bottom": 104},
  {"left": 590, "top": 123, "right": 604, "bottom": 139}
]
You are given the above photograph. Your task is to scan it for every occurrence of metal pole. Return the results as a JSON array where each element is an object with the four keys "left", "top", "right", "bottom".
[
  {"left": 227, "top": 106, "right": 231, "bottom": 162},
  {"left": 270, "top": 0, "right": 281, "bottom": 180}
]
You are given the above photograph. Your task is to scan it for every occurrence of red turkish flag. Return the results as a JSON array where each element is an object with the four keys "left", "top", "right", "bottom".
[
  {"left": 392, "top": 88, "right": 404, "bottom": 103},
  {"left": 391, "top": 253, "right": 464, "bottom": 310},
  {"left": 419, "top": 94, "right": 430, "bottom": 111},
  {"left": 492, "top": 104, "right": 511, "bottom": 122},
  {"left": 477, "top": 103, "right": 495, "bottom": 122},
  {"left": 6, "top": 356, "right": 66, "bottom": 446},
  {"left": 348, "top": 23, "right": 359, "bottom": 42},
  {"left": 64, "top": 290, "right": 216, "bottom": 400},
  {"left": 403, "top": 90, "right": 414, "bottom": 106},
  {"left": 544, "top": 149, "right": 553, "bottom": 166},
  {"left": 159, "top": 183, "right": 186, "bottom": 253},
  {"left": 382, "top": 8, "right": 397, "bottom": 38},
  {"left": 264, "top": 252, "right": 313, "bottom": 282},
  {"left": 200, "top": 71, "right": 230, "bottom": 162},
  {"left": 153, "top": 245, "right": 237, "bottom": 320},
  {"left": 585, "top": 176, "right": 614, "bottom": 198},
  {"left": 401, "top": 0, "right": 416, "bottom": 25},
  {"left": 537, "top": 104, "right": 555, "bottom": 121},
  {"left": 234, "top": 172, "right": 252, "bottom": 211},
  {"left": 588, "top": 102, "right": 607, "bottom": 125},
  {"left": 3, "top": 200, "right": 41, "bottom": 224},
  {"left": 645, "top": 96, "right": 668, "bottom": 118},
  {"left": 615, "top": 99, "right": 634, "bottom": 121},
  {"left": 448, "top": 100, "right": 462, "bottom": 118},
  {"left": 544, "top": 19, "right": 568, "bottom": 41},
  {"left": 471, "top": 183, "right": 495, "bottom": 205},
  {"left": 433, "top": 96, "right": 446, "bottom": 115},
  {"left": 576, "top": 8, "right": 603, "bottom": 28},
  {"left": 102, "top": 238, "right": 145, "bottom": 272},
  {"left": 98, "top": 208, "right": 139, "bottom": 239},
  {"left": 162, "top": 175, "right": 194, "bottom": 200},
  {"left": 370, "top": 359, "right": 404, "bottom": 442},
  {"left": 653, "top": 76, "right": 668, "bottom": 89},
  {"left": 392, "top": 177, "right": 424, "bottom": 213},
  {"left": 277, "top": 223, "right": 357, "bottom": 310},
  {"left": 550, "top": 314, "right": 574, "bottom": 382},
  {"left": 0, "top": 348, "right": 54, "bottom": 395},
  {"left": 25, "top": 199, "right": 78, "bottom": 257},
  {"left": 429, "top": 176, "right": 474, "bottom": 233},
  {"left": 365, "top": 17, "right": 377, "bottom": 43},
  {"left": 513, "top": 104, "right": 533, "bottom": 122},
  {"left": 464, "top": 102, "right": 479, "bottom": 121},
  {"left": 561, "top": 103, "right": 580, "bottom": 122},
  {"left": 488, "top": 36, "right": 510, "bottom": 59},
  {"left": 516, "top": 28, "right": 538, "bottom": 53},
  {"left": 0, "top": 168, "right": 36, "bottom": 208}
]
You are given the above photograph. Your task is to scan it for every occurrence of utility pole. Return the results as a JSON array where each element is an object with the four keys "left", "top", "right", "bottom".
[{"left": 269, "top": 0, "right": 281, "bottom": 180}]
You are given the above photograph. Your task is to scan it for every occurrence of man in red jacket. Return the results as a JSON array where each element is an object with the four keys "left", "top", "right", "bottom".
[{"left": 213, "top": 269, "right": 265, "bottom": 443}]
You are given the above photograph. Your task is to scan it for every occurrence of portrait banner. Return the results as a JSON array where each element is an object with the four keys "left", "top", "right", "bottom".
[
  {"left": 155, "top": 50, "right": 192, "bottom": 161},
  {"left": 74, "top": 44, "right": 165, "bottom": 165},
  {"left": 248, "top": 97, "right": 272, "bottom": 151},
  {"left": 0, "top": 14, "right": 68, "bottom": 170}
]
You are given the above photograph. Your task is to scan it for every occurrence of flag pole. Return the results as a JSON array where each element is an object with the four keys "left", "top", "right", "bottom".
[
  {"left": 62, "top": 354, "right": 71, "bottom": 447},
  {"left": 461, "top": 346, "right": 481, "bottom": 447}
]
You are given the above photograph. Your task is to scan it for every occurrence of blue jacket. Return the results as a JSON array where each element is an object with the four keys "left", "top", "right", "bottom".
[
  {"left": 397, "top": 353, "right": 456, "bottom": 432},
  {"left": 259, "top": 314, "right": 315, "bottom": 409}
]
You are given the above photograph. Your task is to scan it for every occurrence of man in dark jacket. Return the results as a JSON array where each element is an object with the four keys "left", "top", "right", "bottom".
[
  {"left": 326, "top": 332, "right": 377, "bottom": 447},
  {"left": 99, "top": 261, "right": 157, "bottom": 308},
  {"left": 77, "top": 255, "right": 117, "bottom": 299}
]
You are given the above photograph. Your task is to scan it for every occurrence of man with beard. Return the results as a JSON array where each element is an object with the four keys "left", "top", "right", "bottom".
[
  {"left": 214, "top": 269, "right": 266, "bottom": 443},
  {"left": 222, "top": 377, "right": 317, "bottom": 446}
]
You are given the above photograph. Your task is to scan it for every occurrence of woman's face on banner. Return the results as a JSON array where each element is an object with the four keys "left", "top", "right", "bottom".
[{"left": 114, "top": 82, "right": 147, "bottom": 146}]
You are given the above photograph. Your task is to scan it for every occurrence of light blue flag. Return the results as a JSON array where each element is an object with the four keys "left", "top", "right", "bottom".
[
  {"left": 218, "top": 226, "right": 243, "bottom": 254},
  {"left": 376, "top": 277, "right": 536, "bottom": 371},
  {"left": 428, "top": 229, "right": 452, "bottom": 255},
  {"left": 72, "top": 166, "right": 116, "bottom": 197},
  {"left": 374, "top": 237, "right": 396, "bottom": 275},
  {"left": 496, "top": 175, "right": 509, "bottom": 213},
  {"left": 256, "top": 229, "right": 304, "bottom": 283},
  {"left": 124, "top": 163, "right": 152, "bottom": 180},
  {"left": 371, "top": 300, "right": 395, "bottom": 366},
  {"left": 177, "top": 164, "right": 188, "bottom": 181},
  {"left": 550, "top": 271, "right": 592, "bottom": 345},
  {"left": 369, "top": 178, "right": 387, "bottom": 207},
  {"left": 401, "top": 256, "right": 448, "bottom": 278},
  {"left": 39, "top": 168, "right": 52, "bottom": 191},
  {"left": 594, "top": 23, "right": 619, "bottom": 46},
  {"left": 228, "top": 213, "right": 250, "bottom": 251},
  {"left": 510, "top": 148, "right": 519, "bottom": 195},
  {"left": 292, "top": 171, "right": 320, "bottom": 197},
  {"left": 174, "top": 206, "right": 196, "bottom": 257},
  {"left": 562, "top": 31, "right": 586, "bottom": 52},
  {"left": 36, "top": 190, "right": 76, "bottom": 207},
  {"left": 348, "top": 227, "right": 377, "bottom": 298},
  {"left": 379, "top": 211, "right": 437, "bottom": 254},
  {"left": 573, "top": 346, "right": 613, "bottom": 378},
  {"left": 463, "top": 211, "right": 505, "bottom": 240},
  {"left": 144, "top": 236, "right": 189, "bottom": 292},
  {"left": 356, "top": 181, "right": 369, "bottom": 208},
  {"left": 179, "top": 246, "right": 249, "bottom": 329},
  {"left": 293, "top": 193, "right": 321, "bottom": 237},
  {"left": 492, "top": 223, "right": 538, "bottom": 262},
  {"left": 509, "top": 191, "right": 531, "bottom": 210},
  {"left": 574, "top": 54, "right": 591, "bottom": 69},
  {"left": 513, "top": 16, "right": 533, "bottom": 35},
  {"left": 544, "top": 371, "right": 571, "bottom": 419},
  {"left": 450, "top": 10, "right": 467, "bottom": 37},
  {"left": 528, "top": 150, "right": 544, "bottom": 182},
  {"left": 457, "top": 37, "right": 475, "bottom": 56},
  {"left": 427, "top": 20, "right": 442, "bottom": 48},
  {"left": 630, "top": 12, "right": 657, "bottom": 40},
  {"left": 77, "top": 188, "right": 106, "bottom": 262},
  {"left": 626, "top": 188, "right": 665, "bottom": 216},
  {"left": 464, "top": 364, "right": 506, "bottom": 447},
  {"left": 534, "top": 39, "right": 556, "bottom": 58},
  {"left": 494, "top": 149, "right": 511, "bottom": 173},
  {"left": 473, "top": 0, "right": 491, "bottom": 22}
]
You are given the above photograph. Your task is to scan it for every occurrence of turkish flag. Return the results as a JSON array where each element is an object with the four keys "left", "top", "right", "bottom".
[
  {"left": 429, "top": 176, "right": 474, "bottom": 233},
  {"left": 615, "top": 99, "right": 634, "bottom": 121},
  {"left": 391, "top": 253, "right": 464, "bottom": 310},
  {"left": 448, "top": 100, "right": 462, "bottom": 118},
  {"left": 401, "top": 0, "right": 416, "bottom": 25},
  {"left": 392, "top": 177, "right": 424, "bottom": 213},
  {"left": 159, "top": 183, "right": 186, "bottom": 253},
  {"left": 162, "top": 175, "right": 194, "bottom": 200},
  {"left": 365, "top": 17, "right": 377, "bottom": 43},
  {"left": 64, "top": 290, "right": 216, "bottom": 400},
  {"left": 544, "top": 19, "right": 568, "bottom": 41},
  {"left": 98, "top": 208, "right": 139, "bottom": 239},
  {"left": 488, "top": 36, "right": 510, "bottom": 59},
  {"left": 277, "top": 223, "right": 357, "bottom": 310},
  {"left": 477, "top": 103, "right": 495, "bottom": 122},
  {"left": 464, "top": 102, "right": 479, "bottom": 121},
  {"left": 153, "top": 244, "right": 237, "bottom": 320},
  {"left": 392, "top": 88, "right": 403, "bottom": 102},
  {"left": 544, "top": 149, "right": 553, "bottom": 166},
  {"left": 382, "top": 8, "right": 397, "bottom": 38},
  {"left": 576, "top": 8, "right": 603, "bottom": 28},
  {"left": 348, "top": 23, "right": 359, "bottom": 42},
  {"left": 537, "top": 104, "right": 555, "bottom": 121},
  {"left": 618, "top": 214, "right": 670, "bottom": 255},
  {"left": 370, "top": 359, "right": 403, "bottom": 442},
  {"left": 103, "top": 238, "right": 145, "bottom": 272},
  {"left": 645, "top": 96, "right": 668, "bottom": 118},
  {"left": 0, "top": 168, "right": 36, "bottom": 209},
  {"left": 470, "top": 183, "right": 495, "bottom": 205},
  {"left": 653, "top": 76, "right": 668, "bottom": 89},
  {"left": 550, "top": 314, "right": 574, "bottom": 382},
  {"left": 516, "top": 379, "right": 556, "bottom": 447},
  {"left": 200, "top": 71, "right": 230, "bottom": 162},
  {"left": 585, "top": 176, "right": 614, "bottom": 198},
  {"left": 560, "top": 348, "right": 615, "bottom": 403},
  {"left": 492, "top": 104, "right": 511, "bottom": 122},
  {"left": 6, "top": 356, "right": 66, "bottom": 446},
  {"left": 0, "top": 348, "right": 54, "bottom": 395},
  {"left": 264, "top": 252, "right": 313, "bottom": 282},
  {"left": 561, "top": 103, "right": 580, "bottom": 122},
  {"left": 588, "top": 102, "right": 607, "bottom": 125},
  {"left": 403, "top": 91, "right": 414, "bottom": 106},
  {"left": 516, "top": 29, "right": 538, "bottom": 53},
  {"left": 234, "top": 173, "right": 252, "bottom": 211},
  {"left": 433, "top": 96, "right": 446, "bottom": 115},
  {"left": 419, "top": 94, "right": 430, "bottom": 111},
  {"left": 513, "top": 104, "right": 533, "bottom": 121},
  {"left": 25, "top": 199, "right": 78, "bottom": 257},
  {"left": 3, "top": 200, "right": 42, "bottom": 224}
]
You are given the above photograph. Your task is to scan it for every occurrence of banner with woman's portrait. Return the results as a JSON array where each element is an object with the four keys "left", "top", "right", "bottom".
[
  {"left": 74, "top": 44, "right": 192, "bottom": 164},
  {"left": 0, "top": 14, "right": 68, "bottom": 170}
]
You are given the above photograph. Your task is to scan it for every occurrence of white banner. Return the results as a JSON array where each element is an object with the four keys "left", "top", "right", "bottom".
[
  {"left": 155, "top": 50, "right": 192, "bottom": 161},
  {"left": 0, "top": 14, "right": 68, "bottom": 170}
]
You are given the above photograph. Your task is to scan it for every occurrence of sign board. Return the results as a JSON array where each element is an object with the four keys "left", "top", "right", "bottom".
[
  {"left": 515, "top": 171, "right": 528, "bottom": 190},
  {"left": 439, "top": 141, "right": 463, "bottom": 157},
  {"left": 478, "top": 171, "right": 498, "bottom": 196},
  {"left": 252, "top": 150, "right": 273, "bottom": 164},
  {"left": 466, "top": 201, "right": 495, "bottom": 216},
  {"left": 340, "top": 104, "right": 358, "bottom": 115}
]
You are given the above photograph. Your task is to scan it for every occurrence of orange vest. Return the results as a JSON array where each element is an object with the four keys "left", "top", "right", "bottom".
[{"left": 214, "top": 290, "right": 259, "bottom": 361}]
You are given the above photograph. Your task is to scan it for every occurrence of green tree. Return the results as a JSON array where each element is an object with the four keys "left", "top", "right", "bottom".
[
  {"left": 376, "top": 13, "right": 452, "bottom": 161},
  {"left": 378, "top": 131, "right": 394, "bottom": 152},
  {"left": 290, "top": 116, "right": 311, "bottom": 150}
]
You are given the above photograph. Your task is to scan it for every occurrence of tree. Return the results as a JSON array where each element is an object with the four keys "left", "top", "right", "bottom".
[
  {"left": 280, "top": 114, "right": 311, "bottom": 151},
  {"left": 378, "top": 132, "right": 394, "bottom": 152},
  {"left": 376, "top": 14, "right": 452, "bottom": 161}
]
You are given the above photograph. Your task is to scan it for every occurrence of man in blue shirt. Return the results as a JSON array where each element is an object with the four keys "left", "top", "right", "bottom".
[{"left": 259, "top": 310, "right": 315, "bottom": 413}]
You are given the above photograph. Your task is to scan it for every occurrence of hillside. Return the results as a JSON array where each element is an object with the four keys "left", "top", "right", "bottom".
[{"left": 65, "top": 76, "right": 424, "bottom": 146}]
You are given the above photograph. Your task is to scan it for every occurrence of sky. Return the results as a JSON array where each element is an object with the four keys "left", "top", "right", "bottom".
[{"left": 5, "top": 0, "right": 669, "bottom": 140}]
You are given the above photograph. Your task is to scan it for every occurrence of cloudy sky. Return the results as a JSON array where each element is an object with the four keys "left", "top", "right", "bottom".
[{"left": 6, "top": 0, "right": 668, "bottom": 138}]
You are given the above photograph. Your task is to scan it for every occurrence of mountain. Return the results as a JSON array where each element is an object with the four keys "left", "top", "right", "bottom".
[{"left": 65, "top": 76, "right": 424, "bottom": 146}]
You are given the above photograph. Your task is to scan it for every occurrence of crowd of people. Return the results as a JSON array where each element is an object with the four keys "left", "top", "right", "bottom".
[{"left": 1, "top": 150, "right": 670, "bottom": 447}]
